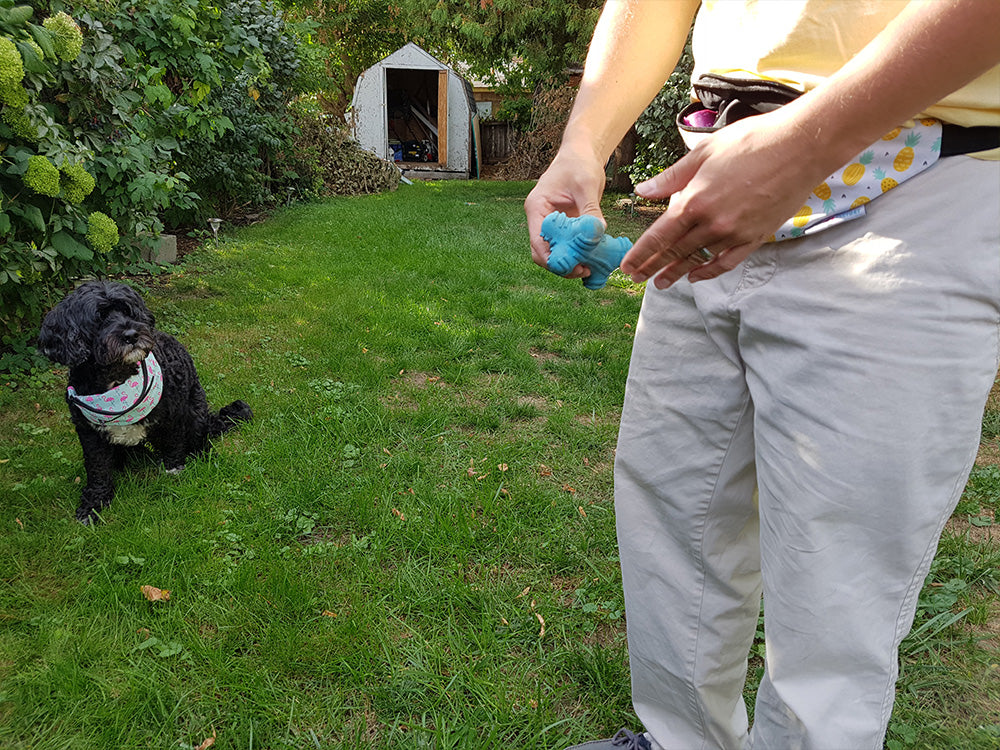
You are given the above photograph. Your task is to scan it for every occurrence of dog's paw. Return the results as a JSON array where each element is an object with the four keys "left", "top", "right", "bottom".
[
  {"left": 75, "top": 506, "right": 103, "bottom": 525},
  {"left": 165, "top": 465, "right": 185, "bottom": 475}
]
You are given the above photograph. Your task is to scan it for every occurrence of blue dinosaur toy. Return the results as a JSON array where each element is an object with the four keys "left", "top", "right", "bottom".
[{"left": 541, "top": 211, "right": 633, "bottom": 290}]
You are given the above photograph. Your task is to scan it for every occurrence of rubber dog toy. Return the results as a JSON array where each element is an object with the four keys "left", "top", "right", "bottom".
[{"left": 541, "top": 211, "right": 633, "bottom": 290}]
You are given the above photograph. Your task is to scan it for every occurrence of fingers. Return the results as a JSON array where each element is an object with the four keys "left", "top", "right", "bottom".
[
  {"left": 634, "top": 154, "right": 699, "bottom": 201},
  {"left": 525, "top": 170, "right": 604, "bottom": 281},
  {"left": 650, "top": 242, "right": 760, "bottom": 289}
]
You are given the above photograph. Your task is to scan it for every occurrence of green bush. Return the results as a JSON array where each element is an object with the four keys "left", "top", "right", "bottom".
[
  {"left": 625, "top": 42, "right": 693, "bottom": 185},
  {"left": 169, "top": 0, "right": 308, "bottom": 223},
  {"left": 0, "top": 1, "right": 124, "bottom": 340},
  {"left": 0, "top": 0, "right": 389, "bottom": 358}
]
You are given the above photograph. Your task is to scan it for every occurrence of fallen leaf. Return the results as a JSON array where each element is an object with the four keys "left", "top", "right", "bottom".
[
  {"left": 516, "top": 586, "right": 530, "bottom": 599},
  {"left": 466, "top": 459, "right": 477, "bottom": 478},
  {"left": 535, "top": 612, "right": 546, "bottom": 638},
  {"left": 15, "top": 518, "right": 23, "bottom": 530},
  {"left": 391, "top": 507, "right": 406, "bottom": 521},
  {"left": 140, "top": 585, "right": 171, "bottom": 602},
  {"left": 195, "top": 731, "right": 216, "bottom": 750},
  {"left": 497, "top": 463, "right": 508, "bottom": 472},
  {"left": 578, "top": 506, "right": 587, "bottom": 517},
  {"left": 562, "top": 484, "right": 576, "bottom": 494},
  {"left": 500, "top": 616, "right": 509, "bottom": 625},
  {"left": 321, "top": 610, "right": 338, "bottom": 618},
  {"left": 538, "top": 464, "right": 552, "bottom": 477}
]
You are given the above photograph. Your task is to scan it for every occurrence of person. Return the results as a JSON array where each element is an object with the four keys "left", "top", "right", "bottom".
[{"left": 524, "top": 1, "right": 1000, "bottom": 748}]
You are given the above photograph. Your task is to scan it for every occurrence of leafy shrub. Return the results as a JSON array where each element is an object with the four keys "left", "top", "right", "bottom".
[
  {"left": 0, "top": 0, "right": 389, "bottom": 360},
  {"left": 625, "top": 42, "right": 694, "bottom": 185},
  {"left": 169, "top": 0, "right": 306, "bottom": 223},
  {"left": 0, "top": 2, "right": 124, "bottom": 340}
]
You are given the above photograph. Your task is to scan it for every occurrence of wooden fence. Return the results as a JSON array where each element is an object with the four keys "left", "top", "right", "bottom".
[{"left": 480, "top": 121, "right": 515, "bottom": 164}]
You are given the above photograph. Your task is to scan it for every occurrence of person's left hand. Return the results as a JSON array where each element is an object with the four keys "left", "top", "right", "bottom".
[{"left": 622, "top": 107, "right": 836, "bottom": 289}]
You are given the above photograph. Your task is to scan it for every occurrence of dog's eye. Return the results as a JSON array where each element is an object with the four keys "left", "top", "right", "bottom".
[{"left": 104, "top": 301, "right": 130, "bottom": 318}]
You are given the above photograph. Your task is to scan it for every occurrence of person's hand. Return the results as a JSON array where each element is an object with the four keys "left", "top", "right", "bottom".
[
  {"left": 622, "top": 107, "right": 835, "bottom": 289},
  {"left": 525, "top": 148, "right": 608, "bottom": 282}
]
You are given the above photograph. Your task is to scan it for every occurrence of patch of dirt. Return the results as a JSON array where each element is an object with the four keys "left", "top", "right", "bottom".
[
  {"left": 529, "top": 347, "right": 563, "bottom": 363},
  {"left": 972, "top": 600, "right": 1000, "bottom": 652},
  {"left": 976, "top": 440, "right": 1000, "bottom": 466},
  {"left": 299, "top": 527, "right": 354, "bottom": 547},
  {"left": 945, "top": 512, "right": 998, "bottom": 545},
  {"left": 380, "top": 370, "right": 446, "bottom": 411},
  {"left": 581, "top": 620, "right": 628, "bottom": 649},
  {"left": 175, "top": 233, "right": 203, "bottom": 259},
  {"left": 399, "top": 370, "right": 445, "bottom": 389},
  {"left": 517, "top": 394, "right": 549, "bottom": 410}
]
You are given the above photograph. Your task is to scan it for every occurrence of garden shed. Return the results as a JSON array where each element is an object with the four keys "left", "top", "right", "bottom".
[{"left": 349, "top": 43, "right": 480, "bottom": 180}]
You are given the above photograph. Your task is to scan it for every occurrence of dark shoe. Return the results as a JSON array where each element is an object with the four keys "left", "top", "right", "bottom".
[{"left": 566, "top": 728, "right": 652, "bottom": 749}]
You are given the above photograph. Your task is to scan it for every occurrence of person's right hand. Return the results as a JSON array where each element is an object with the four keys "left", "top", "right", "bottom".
[{"left": 524, "top": 149, "right": 607, "bottom": 283}]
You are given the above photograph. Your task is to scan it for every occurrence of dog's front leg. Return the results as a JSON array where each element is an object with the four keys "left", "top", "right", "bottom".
[
  {"left": 159, "top": 438, "right": 188, "bottom": 475},
  {"left": 76, "top": 427, "right": 116, "bottom": 524}
]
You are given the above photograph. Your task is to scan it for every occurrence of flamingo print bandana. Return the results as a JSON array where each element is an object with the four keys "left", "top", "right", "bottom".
[
  {"left": 68, "top": 351, "right": 164, "bottom": 426},
  {"left": 770, "top": 119, "right": 943, "bottom": 242}
]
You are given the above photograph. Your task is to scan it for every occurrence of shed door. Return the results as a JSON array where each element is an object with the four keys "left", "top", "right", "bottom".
[
  {"left": 384, "top": 67, "right": 448, "bottom": 167},
  {"left": 437, "top": 69, "right": 448, "bottom": 168}
]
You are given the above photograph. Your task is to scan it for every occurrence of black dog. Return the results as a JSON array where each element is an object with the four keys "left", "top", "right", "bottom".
[{"left": 37, "top": 281, "right": 252, "bottom": 524}]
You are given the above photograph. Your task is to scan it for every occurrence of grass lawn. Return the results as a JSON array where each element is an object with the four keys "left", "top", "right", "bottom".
[{"left": 1, "top": 179, "right": 998, "bottom": 749}]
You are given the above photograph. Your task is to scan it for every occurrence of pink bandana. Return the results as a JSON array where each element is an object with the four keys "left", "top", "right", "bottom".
[{"left": 68, "top": 351, "right": 164, "bottom": 426}]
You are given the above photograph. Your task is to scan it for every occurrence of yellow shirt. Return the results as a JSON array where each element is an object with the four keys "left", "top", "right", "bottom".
[{"left": 692, "top": 0, "right": 1000, "bottom": 157}]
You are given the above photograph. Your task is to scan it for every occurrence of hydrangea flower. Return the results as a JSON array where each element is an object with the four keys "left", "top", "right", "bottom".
[
  {"left": 0, "top": 80, "right": 28, "bottom": 109},
  {"left": 42, "top": 12, "right": 83, "bottom": 62},
  {"left": 0, "top": 36, "right": 25, "bottom": 91},
  {"left": 60, "top": 162, "right": 96, "bottom": 204},
  {"left": 86, "top": 211, "right": 119, "bottom": 253},
  {"left": 2, "top": 102, "right": 36, "bottom": 140},
  {"left": 24, "top": 155, "right": 61, "bottom": 196}
]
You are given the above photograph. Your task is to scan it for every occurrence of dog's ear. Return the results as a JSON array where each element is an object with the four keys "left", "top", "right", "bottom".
[
  {"left": 36, "top": 283, "right": 104, "bottom": 366},
  {"left": 111, "top": 283, "right": 156, "bottom": 329}
]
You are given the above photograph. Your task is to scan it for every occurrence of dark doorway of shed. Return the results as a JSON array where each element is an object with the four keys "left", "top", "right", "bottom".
[{"left": 385, "top": 67, "right": 448, "bottom": 168}]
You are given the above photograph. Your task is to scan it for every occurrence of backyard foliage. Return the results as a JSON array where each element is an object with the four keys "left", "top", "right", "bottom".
[
  {"left": 0, "top": 0, "right": 396, "bottom": 349},
  {"left": 625, "top": 42, "right": 694, "bottom": 186},
  {"left": 0, "top": 2, "right": 122, "bottom": 341}
]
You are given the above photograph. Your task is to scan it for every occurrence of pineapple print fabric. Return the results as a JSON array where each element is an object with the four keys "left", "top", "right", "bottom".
[{"left": 771, "top": 119, "right": 942, "bottom": 242}]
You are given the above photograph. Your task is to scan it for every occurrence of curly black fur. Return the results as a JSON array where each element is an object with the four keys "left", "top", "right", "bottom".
[{"left": 37, "top": 281, "right": 253, "bottom": 524}]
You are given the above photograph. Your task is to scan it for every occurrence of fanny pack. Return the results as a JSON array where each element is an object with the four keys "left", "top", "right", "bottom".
[{"left": 676, "top": 74, "right": 1000, "bottom": 241}]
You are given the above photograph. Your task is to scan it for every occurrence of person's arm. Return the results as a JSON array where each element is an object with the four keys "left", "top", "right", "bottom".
[
  {"left": 625, "top": 0, "right": 1000, "bottom": 288},
  {"left": 525, "top": 0, "right": 700, "bottom": 277}
]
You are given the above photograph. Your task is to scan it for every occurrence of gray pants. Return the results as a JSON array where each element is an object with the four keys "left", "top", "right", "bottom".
[{"left": 615, "top": 155, "right": 1000, "bottom": 750}]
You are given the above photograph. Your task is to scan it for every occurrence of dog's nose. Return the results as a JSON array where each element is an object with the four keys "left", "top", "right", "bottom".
[{"left": 122, "top": 328, "right": 139, "bottom": 344}]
